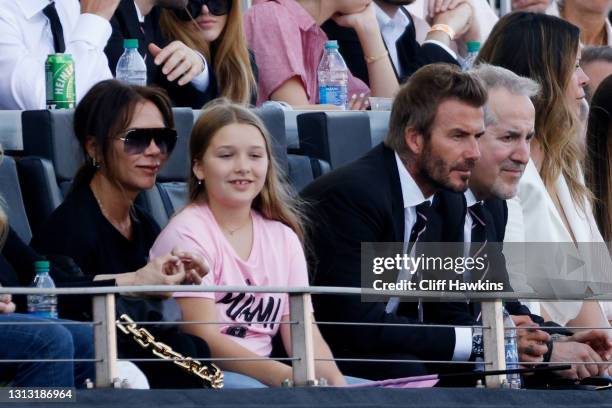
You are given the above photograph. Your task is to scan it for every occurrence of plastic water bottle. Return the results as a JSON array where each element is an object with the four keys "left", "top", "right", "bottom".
[
  {"left": 27, "top": 261, "right": 58, "bottom": 319},
  {"left": 503, "top": 309, "right": 522, "bottom": 389},
  {"left": 116, "top": 39, "right": 147, "bottom": 86},
  {"left": 461, "top": 41, "right": 480, "bottom": 71},
  {"left": 318, "top": 40, "right": 349, "bottom": 110}
]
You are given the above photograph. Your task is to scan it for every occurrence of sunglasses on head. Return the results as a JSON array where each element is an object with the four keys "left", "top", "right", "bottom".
[
  {"left": 116, "top": 128, "right": 178, "bottom": 155},
  {"left": 174, "top": 0, "right": 232, "bottom": 21}
]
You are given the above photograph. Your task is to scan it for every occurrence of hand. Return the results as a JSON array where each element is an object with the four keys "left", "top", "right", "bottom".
[
  {"left": 511, "top": 0, "right": 551, "bottom": 12},
  {"left": 332, "top": 2, "right": 378, "bottom": 37},
  {"left": 170, "top": 248, "right": 209, "bottom": 285},
  {"left": 551, "top": 340, "right": 608, "bottom": 379},
  {"left": 80, "top": 0, "right": 121, "bottom": 21},
  {"left": 348, "top": 93, "right": 370, "bottom": 111},
  {"left": 131, "top": 254, "right": 189, "bottom": 297},
  {"left": 432, "top": 2, "right": 474, "bottom": 39},
  {"left": 567, "top": 330, "right": 612, "bottom": 361},
  {"left": 0, "top": 294, "right": 15, "bottom": 314},
  {"left": 513, "top": 315, "right": 550, "bottom": 363},
  {"left": 149, "top": 42, "right": 205, "bottom": 86},
  {"left": 427, "top": 0, "right": 472, "bottom": 17}
]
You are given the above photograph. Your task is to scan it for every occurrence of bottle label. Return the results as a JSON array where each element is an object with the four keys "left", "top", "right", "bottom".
[
  {"left": 319, "top": 85, "right": 348, "bottom": 109},
  {"left": 29, "top": 311, "right": 58, "bottom": 319},
  {"left": 504, "top": 340, "right": 520, "bottom": 369}
]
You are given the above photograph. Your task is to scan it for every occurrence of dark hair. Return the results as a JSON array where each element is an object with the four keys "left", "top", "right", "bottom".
[
  {"left": 384, "top": 63, "right": 487, "bottom": 157},
  {"left": 586, "top": 74, "right": 612, "bottom": 242},
  {"left": 476, "top": 12, "right": 590, "bottom": 210},
  {"left": 72, "top": 80, "right": 174, "bottom": 189}
]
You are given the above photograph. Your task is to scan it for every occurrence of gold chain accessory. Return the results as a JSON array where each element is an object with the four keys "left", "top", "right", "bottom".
[{"left": 116, "top": 314, "right": 224, "bottom": 389}]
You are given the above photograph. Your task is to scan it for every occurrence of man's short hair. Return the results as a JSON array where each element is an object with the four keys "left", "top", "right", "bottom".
[
  {"left": 384, "top": 63, "right": 488, "bottom": 157},
  {"left": 582, "top": 45, "right": 612, "bottom": 65},
  {"left": 471, "top": 64, "right": 540, "bottom": 126}
]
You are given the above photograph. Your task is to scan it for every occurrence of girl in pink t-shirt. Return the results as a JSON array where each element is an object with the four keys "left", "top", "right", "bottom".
[{"left": 150, "top": 99, "right": 346, "bottom": 387}]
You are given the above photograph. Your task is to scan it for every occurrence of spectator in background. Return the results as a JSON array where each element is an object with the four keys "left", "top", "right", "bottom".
[
  {"left": 476, "top": 12, "right": 612, "bottom": 329},
  {"left": 159, "top": 0, "right": 258, "bottom": 106},
  {"left": 322, "top": 0, "right": 479, "bottom": 85},
  {"left": 0, "top": 0, "right": 119, "bottom": 110},
  {"left": 547, "top": 0, "right": 612, "bottom": 46},
  {"left": 105, "top": 0, "right": 211, "bottom": 108},
  {"left": 582, "top": 46, "right": 612, "bottom": 100},
  {"left": 586, "top": 75, "right": 612, "bottom": 256},
  {"left": 244, "top": 0, "right": 398, "bottom": 108},
  {"left": 30, "top": 80, "right": 211, "bottom": 389}
]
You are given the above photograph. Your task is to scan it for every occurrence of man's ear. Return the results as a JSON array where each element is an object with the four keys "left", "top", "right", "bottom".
[{"left": 403, "top": 127, "right": 425, "bottom": 156}]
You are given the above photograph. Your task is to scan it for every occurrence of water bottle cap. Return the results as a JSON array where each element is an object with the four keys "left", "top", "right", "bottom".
[
  {"left": 34, "top": 260, "right": 50, "bottom": 272},
  {"left": 124, "top": 39, "right": 139, "bottom": 49},
  {"left": 467, "top": 41, "right": 480, "bottom": 53},
  {"left": 325, "top": 40, "right": 339, "bottom": 50}
]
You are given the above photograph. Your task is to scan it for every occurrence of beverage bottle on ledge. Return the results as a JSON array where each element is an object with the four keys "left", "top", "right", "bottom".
[
  {"left": 116, "top": 39, "right": 147, "bottom": 86},
  {"left": 318, "top": 40, "right": 349, "bottom": 110},
  {"left": 27, "top": 261, "right": 58, "bottom": 319},
  {"left": 503, "top": 308, "right": 522, "bottom": 389}
]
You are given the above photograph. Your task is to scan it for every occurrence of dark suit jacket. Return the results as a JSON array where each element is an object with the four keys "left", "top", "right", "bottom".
[
  {"left": 321, "top": 10, "right": 458, "bottom": 85},
  {"left": 301, "top": 144, "right": 469, "bottom": 362},
  {"left": 104, "top": 1, "right": 216, "bottom": 108}
]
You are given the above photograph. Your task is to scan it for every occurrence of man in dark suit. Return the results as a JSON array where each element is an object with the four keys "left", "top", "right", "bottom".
[
  {"left": 301, "top": 64, "right": 487, "bottom": 380},
  {"left": 105, "top": 0, "right": 213, "bottom": 108},
  {"left": 467, "top": 64, "right": 612, "bottom": 380},
  {"left": 322, "top": 0, "right": 477, "bottom": 84}
]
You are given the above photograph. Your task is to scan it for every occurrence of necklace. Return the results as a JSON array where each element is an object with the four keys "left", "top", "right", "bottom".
[
  {"left": 91, "top": 183, "right": 132, "bottom": 239},
  {"left": 219, "top": 216, "right": 251, "bottom": 236}
]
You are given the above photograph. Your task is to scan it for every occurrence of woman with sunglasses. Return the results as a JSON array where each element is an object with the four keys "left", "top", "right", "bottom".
[
  {"left": 244, "top": 0, "right": 398, "bottom": 108},
  {"left": 31, "top": 80, "right": 212, "bottom": 389},
  {"left": 150, "top": 100, "right": 352, "bottom": 388},
  {"left": 159, "top": 0, "right": 258, "bottom": 106}
]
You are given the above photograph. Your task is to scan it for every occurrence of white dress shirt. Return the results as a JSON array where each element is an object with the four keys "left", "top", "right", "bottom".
[
  {"left": 463, "top": 189, "right": 478, "bottom": 244},
  {"left": 133, "top": 1, "right": 210, "bottom": 92},
  {"left": 387, "top": 152, "right": 472, "bottom": 361},
  {"left": 0, "top": 0, "right": 113, "bottom": 110},
  {"left": 373, "top": 3, "right": 457, "bottom": 79}
]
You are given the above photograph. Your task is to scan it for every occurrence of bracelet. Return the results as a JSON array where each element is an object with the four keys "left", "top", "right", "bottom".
[
  {"left": 365, "top": 50, "right": 389, "bottom": 65},
  {"left": 429, "top": 24, "right": 456, "bottom": 41}
]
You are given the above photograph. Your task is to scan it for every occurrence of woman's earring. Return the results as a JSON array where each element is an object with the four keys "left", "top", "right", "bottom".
[
  {"left": 197, "top": 179, "right": 203, "bottom": 186},
  {"left": 91, "top": 156, "right": 99, "bottom": 169}
]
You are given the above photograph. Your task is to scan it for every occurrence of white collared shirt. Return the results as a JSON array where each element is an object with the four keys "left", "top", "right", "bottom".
[
  {"left": 373, "top": 3, "right": 457, "bottom": 79},
  {"left": 389, "top": 152, "right": 472, "bottom": 361},
  {"left": 132, "top": 1, "right": 209, "bottom": 92},
  {"left": 0, "top": 0, "right": 113, "bottom": 109}
]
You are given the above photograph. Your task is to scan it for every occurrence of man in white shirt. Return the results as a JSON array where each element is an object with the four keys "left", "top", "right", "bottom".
[
  {"left": 470, "top": 63, "right": 612, "bottom": 380},
  {"left": 0, "top": 0, "right": 120, "bottom": 110}
]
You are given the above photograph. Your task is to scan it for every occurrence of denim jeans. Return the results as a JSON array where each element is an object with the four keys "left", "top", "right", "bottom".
[{"left": 0, "top": 313, "right": 95, "bottom": 387}]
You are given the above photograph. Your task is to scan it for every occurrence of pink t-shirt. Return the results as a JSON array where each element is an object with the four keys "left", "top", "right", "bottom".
[
  {"left": 244, "top": 0, "right": 370, "bottom": 106},
  {"left": 150, "top": 204, "right": 311, "bottom": 357}
]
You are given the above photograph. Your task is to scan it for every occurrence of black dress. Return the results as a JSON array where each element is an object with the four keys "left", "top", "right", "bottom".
[{"left": 31, "top": 185, "right": 211, "bottom": 389}]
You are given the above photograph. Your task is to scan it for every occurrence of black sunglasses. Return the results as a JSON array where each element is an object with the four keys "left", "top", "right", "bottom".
[
  {"left": 174, "top": 0, "right": 232, "bottom": 21},
  {"left": 116, "top": 128, "right": 178, "bottom": 156}
]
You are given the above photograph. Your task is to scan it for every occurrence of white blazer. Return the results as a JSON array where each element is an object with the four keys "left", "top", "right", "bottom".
[{"left": 504, "top": 159, "right": 611, "bottom": 325}]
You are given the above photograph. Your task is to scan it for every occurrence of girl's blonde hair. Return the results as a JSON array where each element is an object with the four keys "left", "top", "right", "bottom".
[
  {"left": 189, "top": 99, "right": 305, "bottom": 242},
  {"left": 160, "top": 0, "right": 256, "bottom": 105}
]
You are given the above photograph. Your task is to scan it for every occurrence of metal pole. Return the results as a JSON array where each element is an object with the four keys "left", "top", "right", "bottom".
[
  {"left": 481, "top": 300, "right": 505, "bottom": 388},
  {"left": 289, "top": 293, "right": 316, "bottom": 386},
  {"left": 93, "top": 294, "right": 118, "bottom": 388}
]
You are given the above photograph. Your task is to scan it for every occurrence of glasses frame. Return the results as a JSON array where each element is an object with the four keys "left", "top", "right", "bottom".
[
  {"left": 115, "top": 127, "right": 178, "bottom": 156},
  {"left": 174, "top": 0, "right": 233, "bottom": 21}
]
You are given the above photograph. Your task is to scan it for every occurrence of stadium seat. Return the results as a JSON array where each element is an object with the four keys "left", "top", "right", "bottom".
[
  {"left": 0, "top": 110, "right": 24, "bottom": 152},
  {"left": 0, "top": 155, "right": 32, "bottom": 243},
  {"left": 297, "top": 112, "right": 372, "bottom": 169},
  {"left": 368, "top": 111, "right": 391, "bottom": 147}
]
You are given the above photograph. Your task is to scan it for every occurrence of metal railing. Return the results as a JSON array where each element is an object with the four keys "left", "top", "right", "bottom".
[{"left": 1, "top": 285, "right": 609, "bottom": 389}]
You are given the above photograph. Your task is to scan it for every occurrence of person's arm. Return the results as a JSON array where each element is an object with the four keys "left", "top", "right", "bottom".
[
  {"left": 178, "top": 297, "right": 293, "bottom": 387},
  {"left": 332, "top": 3, "right": 398, "bottom": 98},
  {"left": 0, "top": 0, "right": 117, "bottom": 109},
  {"left": 279, "top": 314, "right": 346, "bottom": 386}
]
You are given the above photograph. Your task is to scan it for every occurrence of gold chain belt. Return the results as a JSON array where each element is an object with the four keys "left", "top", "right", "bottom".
[{"left": 116, "top": 314, "right": 224, "bottom": 388}]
